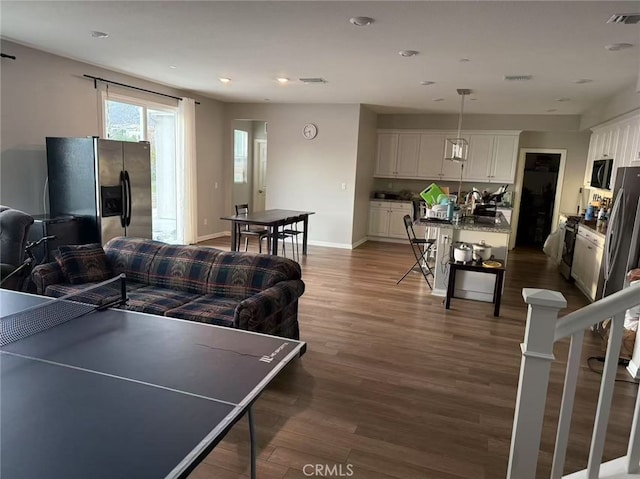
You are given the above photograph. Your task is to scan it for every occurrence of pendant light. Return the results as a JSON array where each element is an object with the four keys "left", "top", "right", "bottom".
[
  {"left": 444, "top": 89, "right": 471, "bottom": 163},
  {"left": 444, "top": 89, "right": 471, "bottom": 204}
]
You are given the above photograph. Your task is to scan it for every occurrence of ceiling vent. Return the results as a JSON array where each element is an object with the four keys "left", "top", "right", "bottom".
[
  {"left": 299, "top": 77, "right": 327, "bottom": 84},
  {"left": 504, "top": 75, "right": 532, "bottom": 81},
  {"left": 607, "top": 13, "right": 640, "bottom": 24}
]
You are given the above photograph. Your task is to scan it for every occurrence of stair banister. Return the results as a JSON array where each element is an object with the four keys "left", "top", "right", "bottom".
[
  {"left": 507, "top": 289, "right": 567, "bottom": 479},
  {"left": 554, "top": 283, "right": 640, "bottom": 341}
]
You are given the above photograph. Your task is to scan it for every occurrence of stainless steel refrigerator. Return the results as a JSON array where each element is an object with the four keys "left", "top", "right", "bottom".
[
  {"left": 46, "top": 137, "right": 152, "bottom": 245},
  {"left": 603, "top": 166, "right": 640, "bottom": 296}
]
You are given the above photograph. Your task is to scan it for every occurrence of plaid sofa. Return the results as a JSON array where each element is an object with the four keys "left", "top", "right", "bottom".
[{"left": 31, "top": 237, "right": 305, "bottom": 339}]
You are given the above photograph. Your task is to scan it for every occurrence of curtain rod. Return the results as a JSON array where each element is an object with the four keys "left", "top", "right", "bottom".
[{"left": 83, "top": 74, "right": 200, "bottom": 104}]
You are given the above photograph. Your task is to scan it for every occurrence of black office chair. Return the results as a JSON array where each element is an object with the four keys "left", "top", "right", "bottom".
[
  {"left": 235, "top": 204, "right": 270, "bottom": 253},
  {"left": 397, "top": 214, "right": 435, "bottom": 289}
]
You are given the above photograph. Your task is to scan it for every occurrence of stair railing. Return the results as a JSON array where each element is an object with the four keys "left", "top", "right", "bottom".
[{"left": 507, "top": 283, "right": 640, "bottom": 479}]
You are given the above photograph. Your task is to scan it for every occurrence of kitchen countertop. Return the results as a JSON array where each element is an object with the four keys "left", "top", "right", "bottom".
[
  {"left": 416, "top": 212, "right": 512, "bottom": 233},
  {"left": 579, "top": 221, "right": 607, "bottom": 237}
]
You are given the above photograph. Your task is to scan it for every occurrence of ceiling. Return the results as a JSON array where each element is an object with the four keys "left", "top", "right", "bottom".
[{"left": 1, "top": 1, "right": 639, "bottom": 115}]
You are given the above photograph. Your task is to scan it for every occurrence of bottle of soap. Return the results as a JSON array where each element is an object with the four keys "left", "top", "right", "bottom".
[{"left": 585, "top": 205, "right": 595, "bottom": 221}]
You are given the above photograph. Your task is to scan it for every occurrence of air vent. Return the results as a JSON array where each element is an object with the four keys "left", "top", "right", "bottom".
[
  {"left": 299, "top": 77, "right": 327, "bottom": 84},
  {"left": 607, "top": 13, "right": 640, "bottom": 24},
  {"left": 504, "top": 75, "right": 533, "bottom": 81}
]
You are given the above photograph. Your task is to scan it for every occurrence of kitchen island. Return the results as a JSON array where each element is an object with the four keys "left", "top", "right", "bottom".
[{"left": 416, "top": 213, "right": 511, "bottom": 300}]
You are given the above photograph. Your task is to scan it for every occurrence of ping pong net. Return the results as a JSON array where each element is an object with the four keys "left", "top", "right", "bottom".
[{"left": 1, "top": 274, "right": 127, "bottom": 347}]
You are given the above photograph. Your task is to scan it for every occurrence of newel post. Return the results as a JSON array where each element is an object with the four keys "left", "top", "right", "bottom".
[{"left": 507, "top": 288, "right": 567, "bottom": 479}]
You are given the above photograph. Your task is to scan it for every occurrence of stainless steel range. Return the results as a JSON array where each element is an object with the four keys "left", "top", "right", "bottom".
[{"left": 559, "top": 215, "right": 582, "bottom": 280}]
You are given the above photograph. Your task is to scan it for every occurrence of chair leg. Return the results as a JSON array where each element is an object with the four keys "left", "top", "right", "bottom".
[{"left": 244, "top": 237, "right": 249, "bottom": 252}]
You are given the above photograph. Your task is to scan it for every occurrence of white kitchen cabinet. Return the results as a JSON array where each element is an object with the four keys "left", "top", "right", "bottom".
[
  {"left": 464, "top": 133, "right": 520, "bottom": 183},
  {"left": 417, "top": 133, "right": 447, "bottom": 179},
  {"left": 375, "top": 133, "right": 420, "bottom": 178},
  {"left": 368, "top": 201, "right": 413, "bottom": 239},
  {"left": 375, "top": 133, "right": 399, "bottom": 177},
  {"left": 490, "top": 135, "right": 520, "bottom": 183},
  {"left": 584, "top": 111, "right": 640, "bottom": 188},
  {"left": 571, "top": 225, "right": 604, "bottom": 302},
  {"left": 464, "top": 134, "right": 494, "bottom": 181}
]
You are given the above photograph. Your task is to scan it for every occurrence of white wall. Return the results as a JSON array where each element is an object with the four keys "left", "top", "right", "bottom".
[
  {"left": 225, "top": 103, "right": 361, "bottom": 248},
  {"left": 0, "top": 41, "right": 225, "bottom": 241},
  {"left": 353, "top": 106, "right": 377, "bottom": 245},
  {"left": 378, "top": 113, "right": 582, "bottom": 132},
  {"left": 580, "top": 82, "right": 640, "bottom": 130}
]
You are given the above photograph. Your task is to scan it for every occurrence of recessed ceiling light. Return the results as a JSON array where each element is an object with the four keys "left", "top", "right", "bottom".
[
  {"left": 219, "top": 77, "right": 231, "bottom": 83},
  {"left": 420, "top": 81, "right": 435, "bottom": 86},
  {"left": 432, "top": 98, "right": 445, "bottom": 102},
  {"left": 264, "top": 99, "right": 271, "bottom": 102},
  {"left": 555, "top": 97, "right": 570, "bottom": 102},
  {"left": 459, "top": 58, "right": 471, "bottom": 63},
  {"left": 546, "top": 108, "right": 558, "bottom": 113},
  {"left": 169, "top": 65, "right": 177, "bottom": 69},
  {"left": 398, "top": 50, "right": 419, "bottom": 57},
  {"left": 470, "top": 98, "right": 478, "bottom": 101},
  {"left": 90, "top": 31, "right": 108, "bottom": 39},
  {"left": 574, "top": 78, "right": 592, "bottom": 84},
  {"left": 349, "top": 16, "right": 374, "bottom": 27},
  {"left": 277, "top": 77, "right": 290, "bottom": 84},
  {"left": 605, "top": 43, "right": 634, "bottom": 51}
]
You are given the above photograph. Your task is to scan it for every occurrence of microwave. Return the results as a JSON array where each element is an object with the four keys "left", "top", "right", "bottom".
[{"left": 590, "top": 158, "right": 613, "bottom": 190}]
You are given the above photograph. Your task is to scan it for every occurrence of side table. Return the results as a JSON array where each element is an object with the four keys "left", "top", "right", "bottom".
[{"left": 445, "top": 260, "right": 506, "bottom": 317}]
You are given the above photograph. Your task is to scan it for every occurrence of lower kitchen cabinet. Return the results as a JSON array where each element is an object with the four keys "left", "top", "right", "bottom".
[
  {"left": 571, "top": 225, "right": 604, "bottom": 301},
  {"left": 368, "top": 201, "right": 413, "bottom": 240}
]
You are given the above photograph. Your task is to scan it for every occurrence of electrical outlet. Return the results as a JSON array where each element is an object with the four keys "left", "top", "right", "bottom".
[
  {"left": 214, "top": 182, "right": 219, "bottom": 189},
  {"left": 203, "top": 218, "right": 208, "bottom": 225},
  {"left": 341, "top": 182, "right": 347, "bottom": 190},
  {"left": 387, "top": 182, "right": 393, "bottom": 189}
]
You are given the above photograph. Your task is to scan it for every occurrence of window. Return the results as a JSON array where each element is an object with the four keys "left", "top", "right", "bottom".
[
  {"left": 234, "top": 129, "right": 248, "bottom": 184},
  {"left": 103, "top": 93, "right": 181, "bottom": 244}
]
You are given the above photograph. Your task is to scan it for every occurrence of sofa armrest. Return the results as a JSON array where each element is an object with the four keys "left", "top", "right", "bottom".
[
  {"left": 32, "top": 261, "right": 64, "bottom": 294},
  {"left": 235, "top": 279, "right": 305, "bottom": 337}
]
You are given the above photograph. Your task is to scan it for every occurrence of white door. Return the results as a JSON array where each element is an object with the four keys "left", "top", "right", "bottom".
[{"left": 253, "top": 139, "right": 267, "bottom": 212}]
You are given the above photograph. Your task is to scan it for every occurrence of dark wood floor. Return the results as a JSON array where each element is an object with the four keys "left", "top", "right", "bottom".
[{"left": 192, "top": 238, "right": 637, "bottom": 479}]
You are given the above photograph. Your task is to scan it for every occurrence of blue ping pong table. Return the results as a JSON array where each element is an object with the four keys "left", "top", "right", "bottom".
[{"left": 0, "top": 289, "right": 306, "bottom": 479}]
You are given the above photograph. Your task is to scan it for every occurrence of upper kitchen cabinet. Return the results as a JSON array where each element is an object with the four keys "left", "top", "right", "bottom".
[
  {"left": 375, "top": 133, "right": 420, "bottom": 178},
  {"left": 417, "top": 133, "right": 455, "bottom": 179},
  {"left": 464, "top": 132, "right": 520, "bottom": 183},
  {"left": 584, "top": 110, "right": 640, "bottom": 189}
]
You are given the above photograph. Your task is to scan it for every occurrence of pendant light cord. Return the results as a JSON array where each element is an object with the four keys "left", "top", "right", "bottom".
[{"left": 456, "top": 92, "right": 466, "bottom": 138}]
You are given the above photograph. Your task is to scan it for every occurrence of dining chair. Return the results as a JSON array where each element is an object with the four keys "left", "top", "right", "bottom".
[
  {"left": 397, "top": 214, "right": 435, "bottom": 288},
  {"left": 260, "top": 217, "right": 300, "bottom": 261},
  {"left": 234, "top": 204, "right": 270, "bottom": 253}
]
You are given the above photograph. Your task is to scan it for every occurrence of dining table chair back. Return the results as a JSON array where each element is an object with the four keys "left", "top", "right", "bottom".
[{"left": 234, "top": 203, "right": 270, "bottom": 253}]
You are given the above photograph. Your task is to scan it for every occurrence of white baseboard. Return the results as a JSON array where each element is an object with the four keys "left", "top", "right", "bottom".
[
  {"left": 367, "top": 236, "right": 406, "bottom": 244},
  {"left": 627, "top": 360, "right": 640, "bottom": 380},
  {"left": 307, "top": 240, "right": 355, "bottom": 250},
  {"left": 432, "top": 288, "right": 446, "bottom": 297},
  {"left": 197, "top": 231, "right": 229, "bottom": 243},
  {"left": 351, "top": 237, "right": 368, "bottom": 249}
]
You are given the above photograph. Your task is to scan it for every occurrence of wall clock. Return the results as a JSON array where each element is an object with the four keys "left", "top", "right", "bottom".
[{"left": 302, "top": 123, "right": 318, "bottom": 140}]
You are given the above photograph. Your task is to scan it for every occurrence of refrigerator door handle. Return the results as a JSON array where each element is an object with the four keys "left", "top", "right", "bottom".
[
  {"left": 605, "top": 188, "right": 624, "bottom": 281},
  {"left": 124, "top": 170, "right": 132, "bottom": 227},
  {"left": 119, "top": 170, "right": 127, "bottom": 228}
]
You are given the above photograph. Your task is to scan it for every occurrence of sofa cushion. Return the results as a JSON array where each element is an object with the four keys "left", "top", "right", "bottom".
[
  {"left": 123, "top": 286, "right": 199, "bottom": 316},
  {"left": 147, "top": 244, "right": 221, "bottom": 294},
  {"left": 45, "top": 281, "right": 146, "bottom": 307},
  {"left": 104, "top": 237, "right": 165, "bottom": 284},
  {"left": 206, "top": 252, "right": 302, "bottom": 300},
  {"left": 55, "top": 244, "right": 112, "bottom": 285},
  {"left": 164, "top": 295, "right": 239, "bottom": 328}
]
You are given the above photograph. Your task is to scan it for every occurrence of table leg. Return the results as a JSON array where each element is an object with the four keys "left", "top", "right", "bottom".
[
  {"left": 302, "top": 215, "right": 309, "bottom": 255},
  {"left": 248, "top": 406, "right": 256, "bottom": 479},
  {"left": 494, "top": 270, "right": 504, "bottom": 317},
  {"left": 231, "top": 221, "right": 238, "bottom": 252},
  {"left": 271, "top": 225, "right": 279, "bottom": 256},
  {"left": 445, "top": 264, "right": 456, "bottom": 310}
]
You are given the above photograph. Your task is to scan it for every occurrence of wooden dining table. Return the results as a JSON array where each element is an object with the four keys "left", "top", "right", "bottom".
[{"left": 220, "top": 209, "right": 315, "bottom": 256}]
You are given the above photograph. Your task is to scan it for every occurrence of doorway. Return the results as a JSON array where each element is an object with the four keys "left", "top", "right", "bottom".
[
  {"left": 516, "top": 152, "right": 562, "bottom": 248},
  {"left": 231, "top": 120, "right": 267, "bottom": 212}
]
